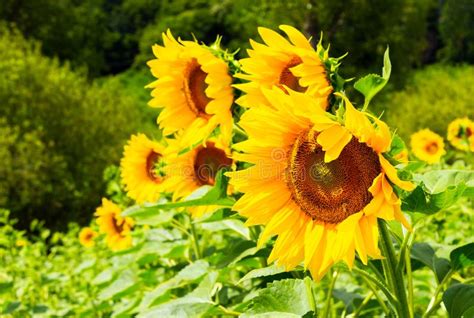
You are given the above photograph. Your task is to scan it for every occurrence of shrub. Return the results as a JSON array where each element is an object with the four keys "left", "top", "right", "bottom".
[
  {"left": 375, "top": 64, "right": 474, "bottom": 141},
  {"left": 0, "top": 26, "right": 149, "bottom": 228}
]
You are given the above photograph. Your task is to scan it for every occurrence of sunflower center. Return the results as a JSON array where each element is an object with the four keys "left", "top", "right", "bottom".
[
  {"left": 185, "top": 59, "right": 212, "bottom": 118},
  {"left": 194, "top": 142, "right": 233, "bottom": 186},
  {"left": 85, "top": 232, "right": 93, "bottom": 240},
  {"left": 465, "top": 127, "right": 472, "bottom": 137},
  {"left": 425, "top": 142, "right": 439, "bottom": 154},
  {"left": 111, "top": 216, "right": 125, "bottom": 235},
  {"left": 146, "top": 151, "right": 163, "bottom": 183},
  {"left": 278, "top": 56, "right": 306, "bottom": 93},
  {"left": 287, "top": 129, "right": 381, "bottom": 224}
]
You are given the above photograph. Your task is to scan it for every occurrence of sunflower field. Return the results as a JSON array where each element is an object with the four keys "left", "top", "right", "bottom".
[{"left": 1, "top": 1, "right": 474, "bottom": 318}]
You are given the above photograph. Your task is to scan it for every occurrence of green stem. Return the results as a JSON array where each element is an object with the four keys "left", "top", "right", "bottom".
[
  {"left": 423, "top": 269, "right": 454, "bottom": 317},
  {"left": 189, "top": 221, "right": 201, "bottom": 259},
  {"left": 218, "top": 305, "right": 241, "bottom": 316},
  {"left": 304, "top": 276, "right": 317, "bottom": 315},
  {"left": 353, "top": 291, "right": 374, "bottom": 317},
  {"left": 321, "top": 269, "right": 339, "bottom": 318},
  {"left": 378, "top": 220, "right": 411, "bottom": 318},
  {"left": 353, "top": 267, "right": 398, "bottom": 314}
]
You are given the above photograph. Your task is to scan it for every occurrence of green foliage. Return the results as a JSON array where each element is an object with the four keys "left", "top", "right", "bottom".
[
  {"left": 439, "top": 0, "right": 474, "bottom": 63},
  {"left": 443, "top": 284, "right": 474, "bottom": 318},
  {"left": 376, "top": 65, "right": 474, "bottom": 141},
  {"left": 0, "top": 27, "right": 148, "bottom": 227}
]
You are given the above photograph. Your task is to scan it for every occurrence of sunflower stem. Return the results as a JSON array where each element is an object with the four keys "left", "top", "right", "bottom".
[
  {"left": 189, "top": 219, "right": 202, "bottom": 260},
  {"left": 378, "top": 220, "right": 411, "bottom": 318},
  {"left": 321, "top": 269, "right": 338, "bottom": 318},
  {"left": 304, "top": 276, "right": 317, "bottom": 316}
]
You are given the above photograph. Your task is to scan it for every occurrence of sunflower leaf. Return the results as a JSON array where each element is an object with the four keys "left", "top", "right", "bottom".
[
  {"left": 402, "top": 170, "right": 474, "bottom": 214},
  {"left": 122, "top": 169, "right": 234, "bottom": 215},
  {"left": 241, "top": 278, "right": 316, "bottom": 317},
  {"left": 450, "top": 243, "right": 474, "bottom": 270},
  {"left": 442, "top": 284, "right": 474, "bottom": 318},
  {"left": 354, "top": 47, "right": 391, "bottom": 109}
]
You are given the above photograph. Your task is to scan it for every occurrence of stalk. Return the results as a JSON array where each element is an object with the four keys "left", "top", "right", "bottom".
[{"left": 378, "top": 220, "right": 411, "bottom": 318}]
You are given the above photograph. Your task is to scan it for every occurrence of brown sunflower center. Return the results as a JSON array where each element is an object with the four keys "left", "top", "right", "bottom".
[
  {"left": 184, "top": 59, "right": 212, "bottom": 118},
  {"left": 286, "top": 129, "right": 381, "bottom": 224},
  {"left": 111, "top": 216, "right": 125, "bottom": 235},
  {"left": 466, "top": 127, "right": 472, "bottom": 137},
  {"left": 425, "top": 142, "right": 439, "bottom": 154},
  {"left": 194, "top": 142, "right": 233, "bottom": 186},
  {"left": 146, "top": 151, "right": 163, "bottom": 183},
  {"left": 278, "top": 56, "right": 306, "bottom": 93},
  {"left": 85, "top": 232, "right": 93, "bottom": 240}
]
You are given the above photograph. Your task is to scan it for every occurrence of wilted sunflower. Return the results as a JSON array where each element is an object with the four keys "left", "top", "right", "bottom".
[
  {"left": 410, "top": 129, "right": 446, "bottom": 164},
  {"left": 227, "top": 88, "right": 415, "bottom": 280},
  {"left": 447, "top": 117, "right": 474, "bottom": 152},
  {"left": 121, "top": 134, "right": 166, "bottom": 204},
  {"left": 162, "top": 137, "right": 233, "bottom": 218},
  {"left": 79, "top": 227, "right": 97, "bottom": 248},
  {"left": 235, "top": 25, "right": 332, "bottom": 110},
  {"left": 147, "top": 30, "right": 234, "bottom": 148},
  {"left": 95, "top": 198, "right": 134, "bottom": 251}
]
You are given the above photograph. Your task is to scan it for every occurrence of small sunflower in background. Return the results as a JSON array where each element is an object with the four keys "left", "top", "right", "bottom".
[
  {"left": 394, "top": 149, "right": 409, "bottom": 163},
  {"left": 447, "top": 117, "right": 474, "bottom": 152},
  {"left": 95, "top": 198, "right": 134, "bottom": 251},
  {"left": 79, "top": 227, "right": 97, "bottom": 248},
  {"left": 162, "top": 137, "right": 233, "bottom": 218},
  {"left": 227, "top": 88, "right": 414, "bottom": 280},
  {"left": 235, "top": 25, "right": 332, "bottom": 110},
  {"left": 147, "top": 30, "right": 234, "bottom": 148},
  {"left": 410, "top": 129, "right": 446, "bottom": 164},
  {"left": 121, "top": 134, "right": 166, "bottom": 204}
]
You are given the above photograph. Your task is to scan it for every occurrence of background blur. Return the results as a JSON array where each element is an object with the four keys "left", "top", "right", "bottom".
[{"left": 0, "top": 0, "right": 473, "bottom": 230}]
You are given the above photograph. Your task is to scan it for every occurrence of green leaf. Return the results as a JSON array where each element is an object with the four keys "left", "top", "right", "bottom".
[
  {"left": 200, "top": 219, "right": 250, "bottom": 239},
  {"left": 138, "top": 271, "right": 218, "bottom": 318},
  {"left": 242, "top": 279, "right": 316, "bottom": 317},
  {"left": 402, "top": 170, "right": 474, "bottom": 214},
  {"left": 450, "top": 243, "right": 474, "bottom": 270},
  {"left": 354, "top": 47, "right": 391, "bottom": 108},
  {"left": 388, "top": 134, "right": 406, "bottom": 156},
  {"left": 139, "top": 260, "right": 209, "bottom": 310},
  {"left": 92, "top": 268, "right": 115, "bottom": 286},
  {"left": 411, "top": 243, "right": 452, "bottom": 282},
  {"left": 238, "top": 264, "right": 286, "bottom": 284},
  {"left": 442, "top": 284, "right": 474, "bottom": 318},
  {"left": 98, "top": 269, "right": 140, "bottom": 300},
  {"left": 122, "top": 170, "right": 234, "bottom": 213}
]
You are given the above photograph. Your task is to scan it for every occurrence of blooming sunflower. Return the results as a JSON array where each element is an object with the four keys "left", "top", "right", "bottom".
[
  {"left": 235, "top": 25, "right": 332, "bottom": 110},
  {"left": 95, "top": 198, "right": 134, "bottom": 251},
  {"left": 79, "top": 227, "right": 97, "bottom": 248},
  {"left": 146, "top": 30, "right": 234, "bottom": 148},
  {"left": 227, "top": 88, "right": 415, "bottom": 280},
  {"left": 410, "top": 129, "right": 446, "bottom": 164},
  {"left": 447, "top": 117, "right": 474, "bottom": 152},
  {"left": 162, "top": 137, "right": 234, "bottom": 218},
  {"left": 121, "top": 134, "right": 166, "bottom": 204}
]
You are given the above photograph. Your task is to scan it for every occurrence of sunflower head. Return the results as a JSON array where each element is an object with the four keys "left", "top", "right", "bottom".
[
  {"left": 79, "top": 227, "right": 97, "bottom": 248},
  {"left": 410, "top": 129, "right": 446, "bottom": 164},
  {"left": 163, "top": 137, "right": 234, "bottom": 218},
  {"left": 146, "top": 30, "right": 234, "bottom": 148},
  {"left": 447, "top": 117, "right": 474, "bottom": 152},
  {"left": 235, "top": 25, "right": 333, "bottom": 110},
  {"left": 95, "top": 198, "right": 134, "bottom": 251},
  {"left": 228, "top": 88, "right": 414, "bottom": 279},
  {"left": 15, "top": 239, "right": 28, "bottom": 247},
  {"left": 121, "top": 134, "right": 166, "bottom": 204}
]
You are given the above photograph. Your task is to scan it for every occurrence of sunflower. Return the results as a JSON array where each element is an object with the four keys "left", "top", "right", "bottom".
[
  {"left": 410, "top": 129, "right": 446, "bottom": 164},
  {"left": 227, "top": 88, "right": 415, "bottom": 280},
  {"left": 79, "top": 227, "right": 97, "bottom": 248},
  {"left": 95, "top": 198, "right": 134, "bottom": 251},
  {"left": 121, "top": 134, "right": 166, "bottom": 204},
  {"left": 447, "top": 117, "right": 474, "bottom": 152},
  {"left": 146, "top": 30, "right": 234, "bottom": 148},
  {"left": 162, "top": 137, "right": 234, "bottom": 218},
  {"left": 394, "top": 149, "right": 409, "bottom": 164},
  {"left": 235, "top": 25, "right": 332, "bottom": 110}
]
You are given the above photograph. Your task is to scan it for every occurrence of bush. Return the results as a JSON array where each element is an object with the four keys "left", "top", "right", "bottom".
[
  {"left": 375, "top": 64, "right": 474, "bottom": 141},
  {"left": 0, "top": 26, "right": 150, "bottom": 228}
]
